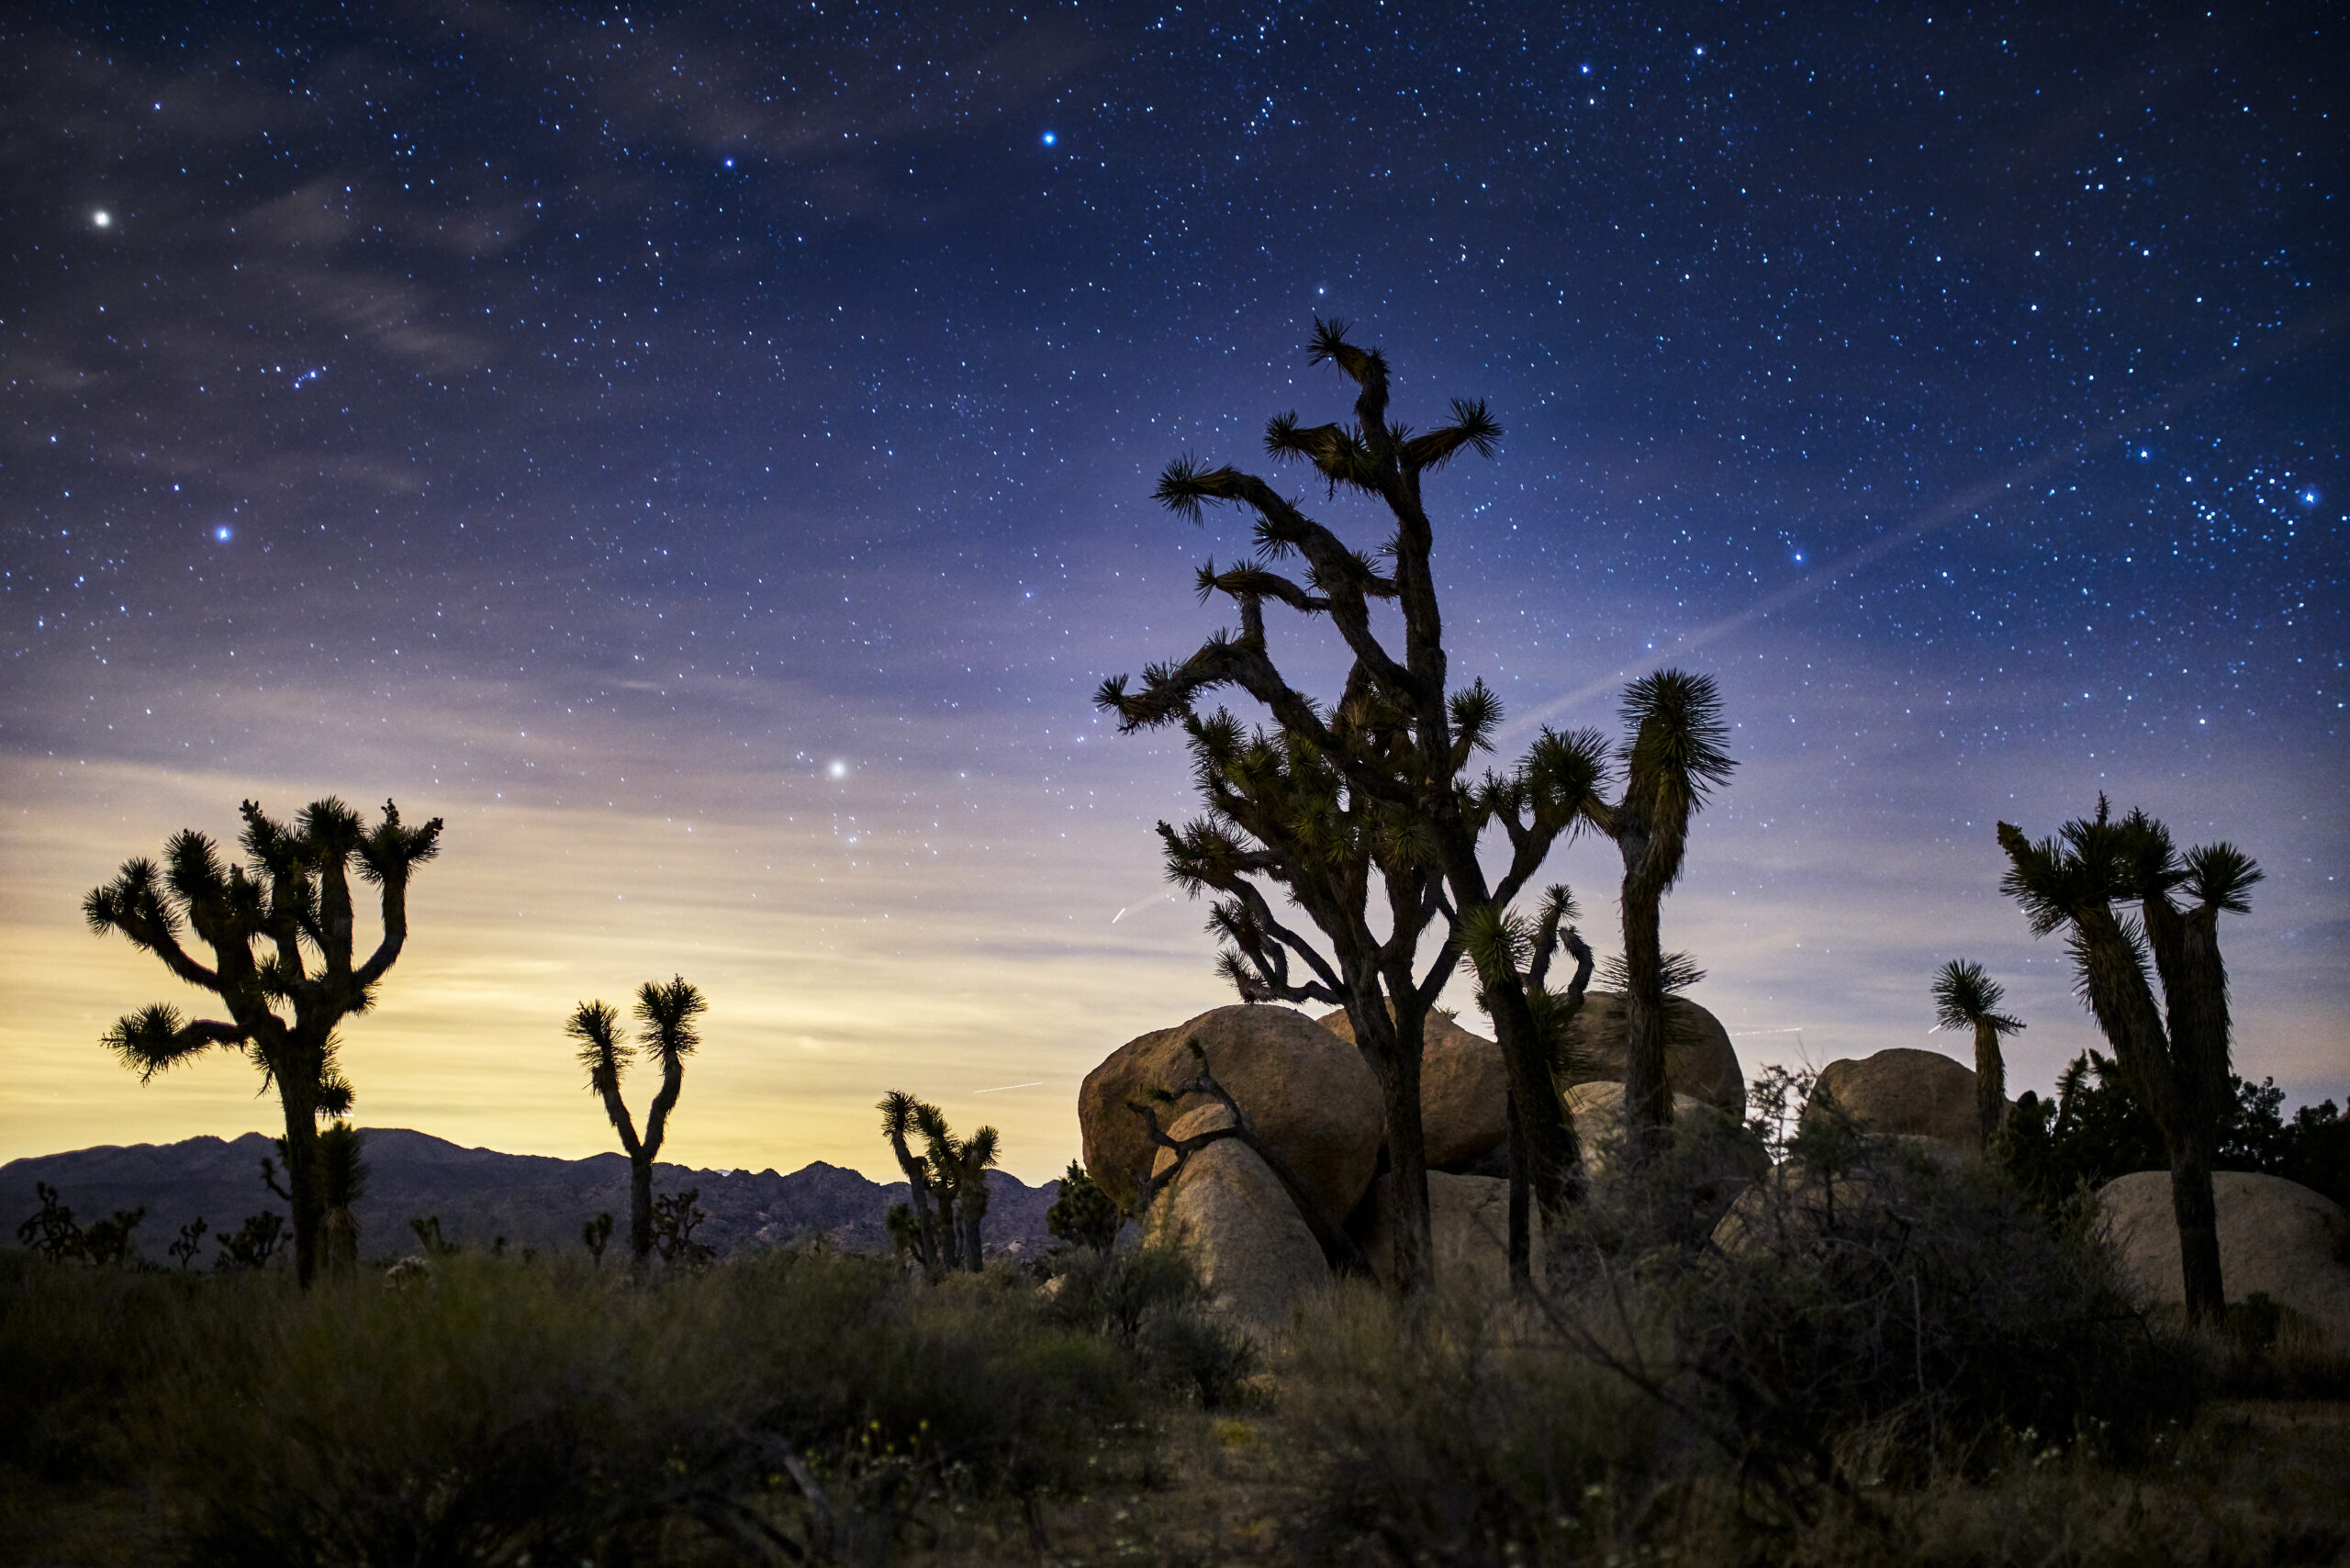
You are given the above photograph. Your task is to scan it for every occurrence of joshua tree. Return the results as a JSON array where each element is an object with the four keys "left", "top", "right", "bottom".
[
  {"left": 84, "top": 796, "right": 442, "bottom": 1288},
  {"left": 878, "top": 1090, "right": 947, "bottom": 1272},
  {"left": 878, "top": 1092, "right": 997, "bottom": 1274},
  {"left": 945, "top": 1125, "right": 1001, "bottom": 1271},
  {"left": 1460, "top": 883, "right": 1596, "bottom": 1282},
  {"left": 1573, "top": 670, "right": 1738, "bottom": 1159},
  {"left": 565, "top": 976, "right": 707, "bottom": 1271},
  {"left": 582, "top": 1211, "right": 614, "bottom": 1266},
  {"left": 1997, "top": 798, "right": 2261, "bottom": 1327},
  {"left": 1931, "top": 959, "right": 2026, "bottom": 1153},
  {"left": 1099, "top": 321, "right": 1606, "bottom": 1289}
]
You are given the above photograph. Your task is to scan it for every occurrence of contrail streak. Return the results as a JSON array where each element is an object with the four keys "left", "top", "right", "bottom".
[
  {"left": 974, "top": 1081, "right": 1043, "bottom": 1093},
  {"left": 1497, "top": 299, "right": 2349, "bottom": 744}
]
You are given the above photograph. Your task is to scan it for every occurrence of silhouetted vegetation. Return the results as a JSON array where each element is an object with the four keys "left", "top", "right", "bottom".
[
  {"left": 877, "top": 1091, "right": 1000, "bottom": 1276},
  {"left": 581, "top": 1210, "right": 614, "bottom": 1266},
  {"left": 1998, "top": 797, "right": 2263, "bottom": 1324},
  {"left": 1460, "top": 881, "right": 1598, "bottom": 1282},
  {"left": 213, "top": 1212, "right": 285, "bottom": 1271},
  {"left": 1577, "top": 670, "right": 1739, "bottom": 1159},
  {"left": 83, "top": 797, "right": 442, "bottom": 1288},
  {"left": 1099, "top": 321, "right": 1621, "bottom": 1291},
  {"left": 1932, "top": 958, "right": 2026, "bottom": 1152},
  {"left": 2000, "top": 1049, "right": 2350, "bottom": 1214},
  {"left": 566, "top": 975, "right": 706, "bottom": 1271},
  {"left": 1045, "top": 1160, "right": 1121, "bottom": 1254},
  {"left": 14, "top": 1183, "right": 145, "bottom": 1267},
  {"left": 651, "top": 1187, "right": 714, "bottom": 1267}
]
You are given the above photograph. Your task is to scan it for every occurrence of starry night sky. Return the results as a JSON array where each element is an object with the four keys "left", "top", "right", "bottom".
[{"left": 3, "top": 1, "right": 2342, "bottom": 1180}]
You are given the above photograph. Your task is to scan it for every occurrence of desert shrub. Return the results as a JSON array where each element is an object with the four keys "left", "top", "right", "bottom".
[
  {"left": 1265, "top": 1100, "right": 2199, "bottom": 1563},
  {"left": 1043, "top": 1242, "right": 1259, "bottom": 1407},
  {"left": 1569, "top": 1125, "right": 2196, "bottom": 1509},
  {"left": 1271, "top": 1278, "right": 1679, "bottom": 1567},
  {"left": 0, "top": 1245, "right": 1154, "bottom": 1565}
]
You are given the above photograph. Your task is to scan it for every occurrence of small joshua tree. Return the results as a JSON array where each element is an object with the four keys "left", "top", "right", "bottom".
[
  {"left": 1460, "top": 883, "right": 1597, "bottom": 1282},
  {"left": 1575, "top": 670, "right": 1738, "bottom": 1159},
  {"left": 582, "top": 1211, "right": 614, "bottom": 1266},
  {"left": 878, "top": 1092, "right": 999, "bottom": 1273},
  {"left": 878, "top": 1090, "right": 948, "bottom": 1273},
  {"left": 84, "top": 796, "right": 442, "bottom": 1288},
  {"left": 1931, "top": 959, "right": 2026, "bottom": 1153},
  {"left": 565, "top": 976, "right": 707, "bottom": 1271},
  {"left": 1997, "top": 797, "right": 2261, "bottom": 1327}
]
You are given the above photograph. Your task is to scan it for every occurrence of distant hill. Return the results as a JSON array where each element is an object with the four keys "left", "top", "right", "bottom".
[{"left": 1, "top": 1129, "right": 1062, "bottom": 1266}]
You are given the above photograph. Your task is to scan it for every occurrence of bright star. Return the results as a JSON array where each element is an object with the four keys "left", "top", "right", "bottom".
[
  {"left": 213, "top": 525, "right": 232, "bottom": 543},
  {"left": 828, "top": 759, "right": 848, "bottom": 778},
  {"left": 1041, "top": 131, "right": 1057, "bottom": 147},
  {"left": 92, "top": 209, "right": 111, "bottom": 229}
]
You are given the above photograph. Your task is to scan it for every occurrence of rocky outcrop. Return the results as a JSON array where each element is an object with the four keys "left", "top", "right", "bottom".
[
  {"left": 1081, "top": 1004, "right": 1382, "bottom": 1218},
  {"left": 1146, "top": 1134, "right": 1329, "bottom": 1337},
  {"left": 1317, "top": 1008, "right": 1509, "bottom": 1169},
  {"left": 1560, "top": 991, "right": 1745, "bottom": 1116},
  {"left": 1362, "top": 1170, "right": 1530, "bottom": 1293},
  {"left": 1809, "top": 1047, "right": 1997, "bottom": 1152},
  {"left": 1562, "top": 1080, "right": 1758, "bottom": 1178},
  {"left": 2097, "top": 1170, "right": 2350, "bottom": 1342}
]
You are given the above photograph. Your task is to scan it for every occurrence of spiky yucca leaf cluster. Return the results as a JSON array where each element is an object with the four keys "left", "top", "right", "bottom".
[{"left": 1931, "top": 960, "right": 2023, "bottom": 1037}]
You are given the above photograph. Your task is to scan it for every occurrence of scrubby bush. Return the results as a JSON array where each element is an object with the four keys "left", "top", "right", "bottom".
[
  {"left": 0, "top": 1246, "right": 1162, "bottom": 1564},
  {"left": 1273, "top": 1280, "right": 1677, "bottom": 1566},
  {"left": 1266, "top": 1088, "right": 2200, "bottom": 1565},
  {"left": 1044, "top": 1242, "right": 1259, "bottom": 1408}
]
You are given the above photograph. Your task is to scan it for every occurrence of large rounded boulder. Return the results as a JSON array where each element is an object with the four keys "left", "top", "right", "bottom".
[
  {"left": 1317, "top": 1007, "right": 1509, "bottom": 1168},
  {"left": 1080, "top": 1004, "right": 1382, "bottom": 1218},
  {"left": 2097, "top": 1170, "right": 2350, "bottom": 1342},
  {"left": 1808, "top": 1047, "right": 1992, "bottom": 1152},
  {"left": 1145, "top": 1130, "right": 1329, "bottom": 1338},
  {"left": 1561, "top": 991, "right": 1745, "bottom": 1116}
]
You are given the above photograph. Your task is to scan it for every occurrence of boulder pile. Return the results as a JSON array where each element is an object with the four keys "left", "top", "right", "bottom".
[{"left": 1077, "top": 998, "right": 1755, "bottom": 1332}]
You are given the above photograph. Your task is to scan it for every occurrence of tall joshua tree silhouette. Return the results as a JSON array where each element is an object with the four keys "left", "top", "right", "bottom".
[
  {"left": 878, "top": 1090, "right": 948, "bottom": 1273},
  {"left": 1576, "top": 671, "right": 1738, "bottom": 1159},
  {"left": 84, "top": 796, "right": 442, "bottom": 1288},
  {"left": 1997, "top": 798, "right": 2260, "bottom": 1326},
  {"left": 1931, "top": 959, "right": 2026, "bottom": 1153},
  {"left": 566, "top": 976, "right": 706, "bottom": 1271},
  {"left": 1099, "top": 320, "right": 1604, "bottom": 1290}
]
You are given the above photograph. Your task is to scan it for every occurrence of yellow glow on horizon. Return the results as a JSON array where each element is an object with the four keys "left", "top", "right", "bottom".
[{"left": 0, "top": 754, "right": 1225, "bottom": 1184}]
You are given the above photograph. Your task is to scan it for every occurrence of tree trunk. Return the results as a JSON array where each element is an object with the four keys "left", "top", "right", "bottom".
[
  {"left": 1379, "top": 1020, "right": 1433, "bottom": 1294},
  {"left": 630, "top": 1154, "right": 655, "bottom": 1270},
  {"left": 1619, "top": 878, "right": 1673, "bottom": 1160},
  {"left": 1484, "top": 969, "right": 1583, "bottom": 1251},
  {"left": 1973, "top": 1021, "right": 2008, "bottom": 1154},
  {"left": 1506, "top": 1092, "right": 1531, "bottom": 1294},
  {"left": 2167, "top": 1126, "right": 2226, "bottom": 1327},
  {"left": 277, "top": 1084, "right": 322, "bottom": 1290},
  {"left": 963, "top": 1184, "right": 988, "bottom": 1272}
]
